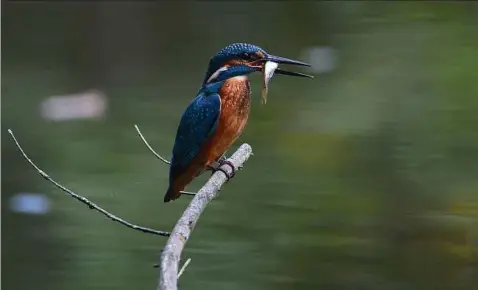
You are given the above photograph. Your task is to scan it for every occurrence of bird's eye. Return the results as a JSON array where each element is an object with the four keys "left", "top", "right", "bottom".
[{"left": 242, "top": 53, "right": 250, "bottom": 59}]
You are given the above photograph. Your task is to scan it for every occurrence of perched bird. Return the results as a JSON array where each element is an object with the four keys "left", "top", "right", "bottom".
[{"left": 164, "top": 43, "right": 313, "bottom": 202}]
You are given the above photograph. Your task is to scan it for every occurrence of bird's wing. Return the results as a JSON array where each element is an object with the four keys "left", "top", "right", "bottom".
[{"left": 169, "top": 92, "right": 221, "bottom": 181}]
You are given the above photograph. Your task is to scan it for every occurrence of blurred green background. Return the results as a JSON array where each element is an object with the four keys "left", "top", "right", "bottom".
[{"left": 3, "top": 2, "right": 478, "bottom": 290}]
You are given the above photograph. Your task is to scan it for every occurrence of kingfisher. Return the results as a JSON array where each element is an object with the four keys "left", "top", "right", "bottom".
[{"left": 164, "top": 43, "right": 313, "bottom": 202}]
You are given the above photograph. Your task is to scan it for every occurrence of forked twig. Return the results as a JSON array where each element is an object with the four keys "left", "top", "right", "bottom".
[
  {"left": 8, "top": 129, "right": 170, "bottom": 237},
  {"left": 133, "top": 124, "right": 195, "bottom": 197}
]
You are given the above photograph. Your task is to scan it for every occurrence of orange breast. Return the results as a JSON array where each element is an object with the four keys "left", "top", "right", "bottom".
[{"left": 202, "top": 76, "right": 251, "bottom": 166}]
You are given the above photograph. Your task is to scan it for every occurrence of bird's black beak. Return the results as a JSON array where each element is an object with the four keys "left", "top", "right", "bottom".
[
  {"left": 259, "top": 54, "right": 313, "bottom": 105},
  {"left": 264, "top": 54, "right": 314, "bottom": 79}
]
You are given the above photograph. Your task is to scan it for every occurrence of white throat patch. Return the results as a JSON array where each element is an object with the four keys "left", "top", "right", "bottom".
[{"left": 206, "top": 66, "right": 228, "bottom": 84}]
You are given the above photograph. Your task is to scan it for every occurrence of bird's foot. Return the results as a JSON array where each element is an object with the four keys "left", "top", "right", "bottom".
[
  {"left": 206, "top": 162, "right": 220, "bottom": 171},
  {"left": 212, "top": 160, "right": 236, "bottom": 182},
  {"left": 217, "top": 154, "right": 228, "bottom": 163},
  {"left": 206, "top": 154, "right": 228, "bottom": 172}
]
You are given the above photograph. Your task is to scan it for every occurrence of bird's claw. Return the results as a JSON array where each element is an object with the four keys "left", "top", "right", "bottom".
[
  {"left": 212, "top": 160, "right": 236, "bottom": 181},
  {"left": 207, "top": 162, "right": 220, "bottom": 171},
  {"left": 206, "top": 154, "right": 228, "bottom": 171},
  {"left": 218, "top": 154, "right": 228, "bottom": 162}
]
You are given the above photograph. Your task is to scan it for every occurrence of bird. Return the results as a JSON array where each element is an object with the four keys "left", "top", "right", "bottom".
[{"left": 164, "top": 43, "right": 313, "bottom": 202}]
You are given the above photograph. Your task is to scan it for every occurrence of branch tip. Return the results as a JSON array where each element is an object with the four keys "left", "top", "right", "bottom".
[
  {"left": 178, "top": 258, "right": 192, "bottom": 278},
  {"left": 134, "top": 124, "right": 171, "bottom": 165},
  {"left": 179, "top": 190, "right": 196, "bottom": 196}
]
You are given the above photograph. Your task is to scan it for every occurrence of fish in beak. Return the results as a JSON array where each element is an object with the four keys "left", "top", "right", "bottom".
[
  {"left": 260, "top": 54, "right": 314, "bottom": 104},
  {"left": 261, "top": 61, "right": 278, "bottom": 104}
]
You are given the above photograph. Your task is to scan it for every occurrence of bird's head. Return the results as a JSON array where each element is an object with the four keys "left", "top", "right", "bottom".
[{"left": 202, "top": 43, "right": 313, "bottom": 104}]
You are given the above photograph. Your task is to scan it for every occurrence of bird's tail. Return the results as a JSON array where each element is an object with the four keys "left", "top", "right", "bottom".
[{"left": 164, "top": 184, "right": 182, "bottom": 203}]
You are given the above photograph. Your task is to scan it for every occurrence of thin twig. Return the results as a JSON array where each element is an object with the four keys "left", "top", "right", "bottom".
[
  {"left": 178, "top": 258, "right": 191, "bottom": 278},
  {"left": 158, "top": 143, "right": 253, "bottom": 290},
  {"left": 8, "top": 129, "right": 170, "bottom": 237},
  {"left": 133, "top": 124, "right": 195, "bottom": 197},
  {"left": 134, "top": 124, "right": 171, "bottom": 164},
  {"left": 179, "top": 190, "right": 196, "bottom": 196}
]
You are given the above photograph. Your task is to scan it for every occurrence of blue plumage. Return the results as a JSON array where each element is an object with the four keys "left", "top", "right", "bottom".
[
  {"left": 208, "top": 64, "right": 257, "bottom": 84},
  {"left": 169, "top": 89, "right": 221, "bottom": 183}
]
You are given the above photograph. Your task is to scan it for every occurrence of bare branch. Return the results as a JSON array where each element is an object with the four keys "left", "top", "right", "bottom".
[
  {"left": 157, "top": 143, "right": 253, "bottom": 290},
  {"left": 8, "top": 129, "right": 171, "bottom": 237},
  {"left": 178, "top": 258, "right": 191, "bottom": 278},
  {"left": 134, "top": 124, "right": 171, "bottom": 164}
]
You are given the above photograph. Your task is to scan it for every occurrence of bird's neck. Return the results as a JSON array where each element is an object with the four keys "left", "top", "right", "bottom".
[
  {"left": 229, "top": 75, "right": 248, "bottom": 82},
  {"left": 202, "top": 75, "right": 249, "bottom": 95},
  {"left": 203, "top": 64, "right": 253, "bottom": 86}
]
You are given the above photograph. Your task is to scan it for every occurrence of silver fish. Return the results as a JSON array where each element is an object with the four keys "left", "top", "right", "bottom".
[{"left": 261, "top": 61, "right": 279, "bottom": 104}]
